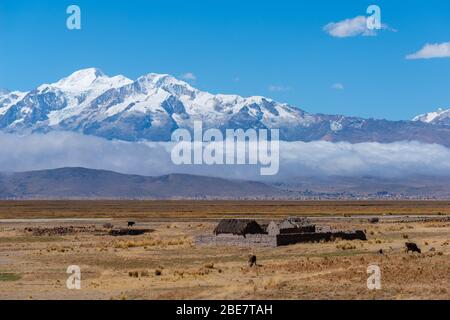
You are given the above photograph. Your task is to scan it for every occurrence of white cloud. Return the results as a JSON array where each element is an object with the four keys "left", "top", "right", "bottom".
[
  {"left": 406, "top": 42, "right": 450, "bottom": 60},
  {"left": 180, "top": 72, "right": 197, "bottom": 81},
  {"left": 331, "top": 83, "right": 344, "bottom": 90},
  {"left": 277, "top": 141, "right": 450, "bottom": 179},
  {"left": 0, "top": 132, "right": 450, "bottom": 181},
  {"left": 323, "top": 16, "right": 393, "bottom": 38},
  {"left": 268, "top": 85, "right": 292, "bottom": 92},
  {"left": 324, "top": 16, "right": 368, "bottom": 38}
]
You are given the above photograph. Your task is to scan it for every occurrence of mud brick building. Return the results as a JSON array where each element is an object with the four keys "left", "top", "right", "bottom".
[{"left": 195, "top": 217, "right": 366, "bottom": 247}]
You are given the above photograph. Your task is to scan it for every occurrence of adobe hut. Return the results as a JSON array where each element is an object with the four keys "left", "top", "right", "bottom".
[
  {"left": 196, "top": 217, "right": 367, "bottom": 247},
  {"left": 267, "top": 217, "right": 316, "bottom": 236},
  {"left": 214, "top": 219, "right": 265, "bottom": 237}
]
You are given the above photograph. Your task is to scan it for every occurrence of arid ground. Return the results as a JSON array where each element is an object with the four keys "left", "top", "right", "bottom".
[{"left": 0, "top": 201, "right": 448, "bottom": 300}]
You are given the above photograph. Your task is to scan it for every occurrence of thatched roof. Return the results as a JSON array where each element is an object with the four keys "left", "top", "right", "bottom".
[{"left": 214, "top": 219, "right": 265, "bottom": 236}]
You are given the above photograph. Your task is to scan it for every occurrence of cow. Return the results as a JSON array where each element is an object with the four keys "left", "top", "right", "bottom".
[
  {"left": 248, "top": 254, "right": 257, "bottom": 267},
  {"left": 405, "top": 242, "right": 421, "bottom": 254},
  {"left": 127, "top": 221, "right": 136, "bottom": 228},
  {"left": 369, "top": 218, "right": 380, "bottom": 224}
]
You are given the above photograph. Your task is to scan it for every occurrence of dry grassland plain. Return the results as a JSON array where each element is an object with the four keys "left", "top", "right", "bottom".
[{"left": 0, "top": 201, "right": 448, "bottom": 300}]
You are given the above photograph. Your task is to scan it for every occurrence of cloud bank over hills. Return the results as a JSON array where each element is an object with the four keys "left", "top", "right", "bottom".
[{"left": 1, "top": 132, "right": 449, "bottom": 181}]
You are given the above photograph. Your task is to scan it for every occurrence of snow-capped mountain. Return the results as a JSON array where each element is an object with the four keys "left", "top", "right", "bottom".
[
  {"left": 1, "top": 68, "right": 450, "bottom": 146},
  {"left": 0, "top": 89, "right": 27, "bottom": 117},
  {"left": 413, "top": 108, "right": 450, "bottom": 126}
]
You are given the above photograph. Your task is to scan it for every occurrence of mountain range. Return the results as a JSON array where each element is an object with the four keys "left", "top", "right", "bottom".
[
  {"left": 1, "top": 68, "right": 450, "bottom": 146},
  {"left": 1, "top": 167, "right": 449, "bottom": 200},
  {"left": 0, "top": 167, "right": 281, "bottom": 199},
  {"left": 413, "top": 108, "right": 450, "bottom": 126}
]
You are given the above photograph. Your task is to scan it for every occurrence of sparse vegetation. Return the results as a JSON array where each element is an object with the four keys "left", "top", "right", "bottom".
[
  {"left": 0, "top": 273, "right": 21, "bottom": 282},
  {"left": 113, "top": 237, "right": 191, "bottom": 249},
  {"left": 0, "top": 200, "right": 448, "bottom": 220},
  {"left": 336, "top": 242, "right": 357, "bottom": 250},
  {"left": 0, "top": 201, "right": 448, "bottom": 300}
]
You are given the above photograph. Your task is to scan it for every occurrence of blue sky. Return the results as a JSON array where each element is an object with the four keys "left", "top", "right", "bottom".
[{"left": 1, "top": 0, "right": 450, "bottom": 120}]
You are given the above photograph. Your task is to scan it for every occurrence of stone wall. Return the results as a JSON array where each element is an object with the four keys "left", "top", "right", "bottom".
[
  {"left": 195, "top": 229, "right": 366, "bottom": 248},
  {"left": 279, "top": 225, "right": 316, "bottom": 234},
  {"left": 275, "top": 230, "right": 366, "bottom": 246},
  {"left": 195, "top": 234, "right": 277, "bottom": 247}
]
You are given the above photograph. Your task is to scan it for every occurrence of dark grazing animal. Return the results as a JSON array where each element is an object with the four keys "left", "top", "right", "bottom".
[
  {"left": 248, "top": 254, "right": 257, "bottom": 267},
  {"left": 127, "top": 221, "right": 136, "bottom": 228},
  {"left": 405, "top": 242, "right": 421, "bottom": 254}
]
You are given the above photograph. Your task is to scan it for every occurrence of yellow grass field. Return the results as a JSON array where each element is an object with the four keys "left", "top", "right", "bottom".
[
  {"left": 0, "top": 201, "right": 448, "bottom": 300},
  {"left": 0, "top": 200, "right": 449, "bottom": 219}
]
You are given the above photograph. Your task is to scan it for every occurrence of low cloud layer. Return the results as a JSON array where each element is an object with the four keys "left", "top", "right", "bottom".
[{"left": 0, "top": 132, "right": 449, "bottom": 181}]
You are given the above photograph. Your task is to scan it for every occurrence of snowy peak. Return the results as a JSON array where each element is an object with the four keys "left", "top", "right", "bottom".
[
  {"left": 1, "top": 68, "right": 450, "bottom": 146},
  {"left": 0, "top": 89, "right": 10, "bottom": 95},
  {"left": 0, "top": 68, "right": 314, "bottom": 140},
  {"left": 53, "top": 68, "right": 105, "bottom": 89},
  {"left": 70, "top": 67, "right": 105, "bottom": 79},
  {"left": 40, "top": 68, "right": 132, "bottom": 93},
  {"left": 136, "top": 73, "right": 197, "bottom": 97},
  {"left": 413, "top": 108, "right": 450, "bottom": 125},
  {"left": 0, "top": 90, "right": 27, "bottom": 115}
]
